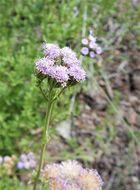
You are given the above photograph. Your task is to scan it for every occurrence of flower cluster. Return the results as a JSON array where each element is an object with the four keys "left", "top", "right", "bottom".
[
  {"left": 81, "top": 33, "right": 102, "bottom": 58},
  {"left": 16, "top": 152, "right": 37, "bottom": 170},
  {"left": 42, "top": 160, "right": 103, "bottom": 190},
  {"left": 0, "top": 155, "right": 17, "bottom": 176},
  {"left": 35, "top": 43, "right": 86, "bottom": 87},
  {"left": 0, "top": 153, "right": 37, "bottom": 177}
]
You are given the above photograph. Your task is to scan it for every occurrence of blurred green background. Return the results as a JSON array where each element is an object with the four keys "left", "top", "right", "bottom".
[{"left": 0, "top": 0, "right": 140, "bottom": 189}]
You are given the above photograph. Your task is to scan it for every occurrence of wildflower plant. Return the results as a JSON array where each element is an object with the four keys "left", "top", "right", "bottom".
[
  {"left": 33, "top": 42, "right": 86, "bottom": 189},
  {"left": 0, "top": 153, "right": 37, "bottom": 178},
  {"left": 81, "top": 32, "right": 102, "bottom": 58}
]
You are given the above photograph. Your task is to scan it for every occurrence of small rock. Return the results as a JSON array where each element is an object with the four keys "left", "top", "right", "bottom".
[
  {"left": 56, "top": 120, "right": 71, "bottom": 140},
  {"left": 126, "top": 108, "right": 137, "bottom": 125},
  {"left": 132, "top": 176, "right": 139, "bottom": 183}
]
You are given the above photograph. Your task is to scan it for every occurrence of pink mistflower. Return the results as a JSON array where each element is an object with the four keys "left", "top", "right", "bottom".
[
  {"left": 35, "top": 58, "right": 54, "bottom": 75},
  {"left": 42, "top": 163, "right": 61, "bottom": 179},
  {"left": 49, "top": 177, "right": 66, "bottom": 190},
  {"left": 66, "top": 183, "right": 81, "bottom": 190},
  {"left": 50, "top": 65, "right": 69, "bottom": 85},
  {"left": 42, "top": 43, "right": 61, "bottom": 59},
  {"left": 42, "top": 160, "right": 103, "bottom": 190},
  {"left": 35, "top": 58, "right": 69, "bottom": 85},
  {"left": 78, "top": 169, "right": 104, "bottom": 190},
  {"left": 62, "top": 56, "right": 80, "bottom": 67},
  {"left": 61, "top": 47, "right": 76, "bottom": 58},
  {"left": 68, "top": 65, "right": 86, "bottom": 81},
  {"left": 61, "top": 47, "right": 80, "bottom": 67},
  {"left": 60, "top": 160, "right": 82, "bottom": 178},
  {"left": 35, "top": 43, "right": 86, "bottom": 87}
]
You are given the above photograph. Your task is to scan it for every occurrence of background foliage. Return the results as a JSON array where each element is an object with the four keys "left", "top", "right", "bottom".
[{"left": 0, "top": 0, "right": 140, "bottom": 189}]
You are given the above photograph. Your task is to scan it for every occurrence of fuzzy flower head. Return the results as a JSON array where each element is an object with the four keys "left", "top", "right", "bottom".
[
  {"left": 42, "top": 160, "right": 103, "bottom": 190},
  {"left": 51, "top": 65, "right": 69, "bottom": 83},
  {"left": 48, "top": 177, "right": 66, "bottom": 190},
  {"left": 81, "top": 32, "right": 103, "bottom": 58},
  {"left": 66, "top": 184, "right": 81, "bottom": 190},
  {"left": 42, "top": 163, "right": 61, "bottom": 179},
  {"left": 61, "top": 47, "right": 76, "bottom": 58},
  {"left": 42, "top": 43, "right": 61, "bottom": 60},
  {"left": 80, "top": 47, "right": 89, "bottom": 56},
  {"left": 60, "top": 160, "right": 83, "bottom": 178},
  {"left": 61, "top": 47, "right": 80, "bottom": 67},
  {"left": 35, "top": 58, "right": 54, "bottom": 75},
  {"left": 81, "top": 38, "right": 89, "bottom": 45},
  {"left": 68, "top": 65, "right": 86, "bottom": 82},
  {"left": 79, "top": 169, "right": 104, "bottom": 190},
  {"left": 35, "top": 43, "right": 86, "bottom": 87}
]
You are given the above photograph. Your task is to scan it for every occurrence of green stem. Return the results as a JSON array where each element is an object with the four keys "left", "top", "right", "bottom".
[
  {"left": 52, "top": 87, "right": 66, "bottom": 102},
  {"left": 33, "top": 100, "right": 53, "bottom": 190}
]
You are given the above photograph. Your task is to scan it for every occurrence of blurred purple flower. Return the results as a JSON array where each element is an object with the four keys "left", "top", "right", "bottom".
[
  {"left": 3, "top": 156, "right": 11, "bottom": 162},
  {"left": 29, "top": 160, "right": 36, "bottom": 168},
  {"left": 24, "top": 162, "right": 30, "bottom": 169},
  {"left": 20, "top": 154, "right": 28, "bottom": 162},
  {"left": 96, "top": 46, "right": 102, "bottom": 55},
  {"left": 17, "top": 161, "right": 24, "bottom": 169},
  {"left": 28, "top": 152, "right": 35, "bottom": 159},
  {"left": 80, "top": 47, "right": 89, "bottom": 56},
  {"left": 89, "top": 51, "right": 95, "bottom": 58},
  {"left": 81, "top": 33, "right": 103, "bottom": 59},
  {"left": 81, "top": 38, "right": 88, "bottom": 45},
  {"left": 88, "top": 34, "right": 96, "bottom": 42},
  {"left": 17, "top": 152, "right": 37, "bottom": 170},
  {"left": 89, "top": 41, "right": 97, "bottom": 49}
]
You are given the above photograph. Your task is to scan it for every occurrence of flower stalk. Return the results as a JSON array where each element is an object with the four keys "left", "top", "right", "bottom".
[
  {"left": 33, "top": 86, "right": 54, "bottom": 190},
  {"left": 33, "top": 42, "right": 86, "bottom": 190}
]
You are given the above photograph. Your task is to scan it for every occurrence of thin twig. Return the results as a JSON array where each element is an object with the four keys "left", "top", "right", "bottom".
[
  {"left": 52, "top": 87, "right": 66, "bottom": 102},
  {"left": 39, "top": 85, "right": 48, "bottom": 101},
  {"left": 99, "top": 68, "right": 114, "bottom": 99},
  {"left": 105, "top": 171, "right": 116, "bottom": 190}
]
